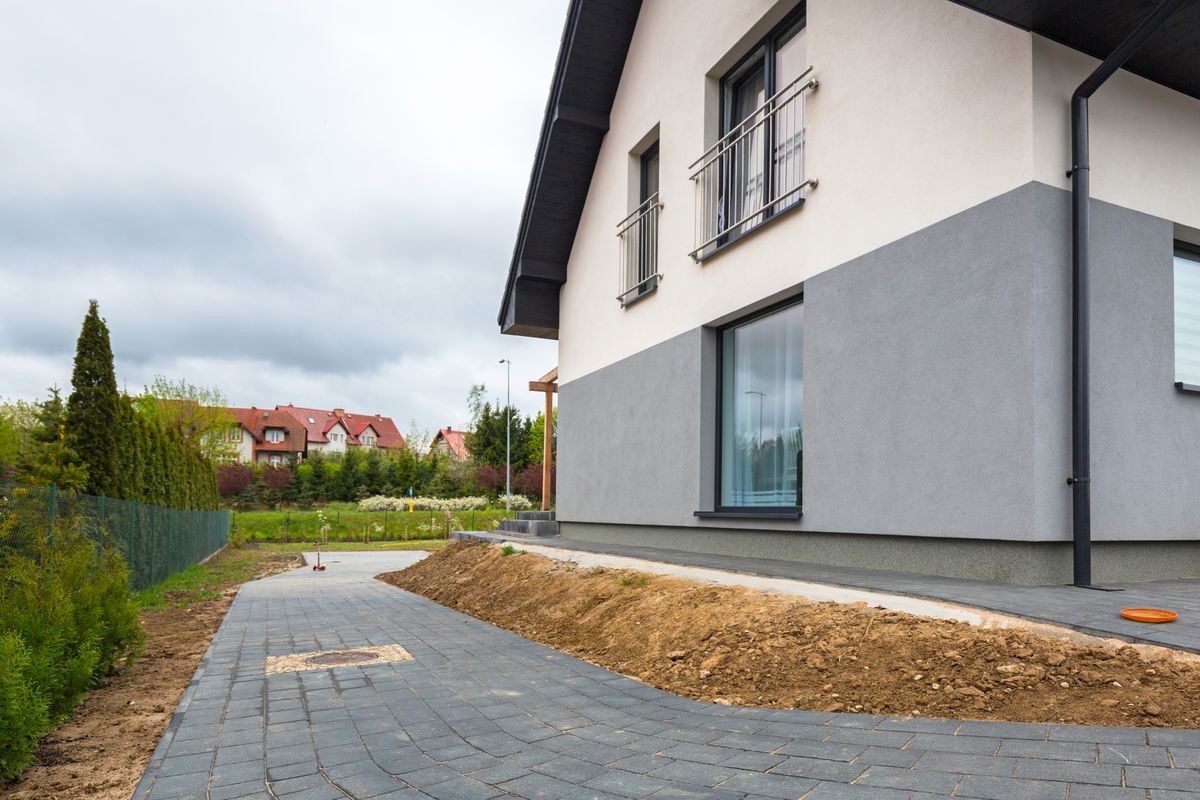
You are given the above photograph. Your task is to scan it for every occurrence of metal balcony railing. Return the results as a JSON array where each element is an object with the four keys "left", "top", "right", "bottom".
[
  {"left": 689, "top": 67, "right": 818, "bottom": 261},
  {"left": 616, "top": 192, "right": 662, "bottom": 307}
]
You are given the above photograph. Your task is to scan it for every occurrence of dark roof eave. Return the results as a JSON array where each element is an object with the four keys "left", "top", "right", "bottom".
[
  {"left": 949, "top": 0, "right": 1200, "bottom": 100},
  {"left": 498, "top": 0, "right": 643, "bottom": 338}
]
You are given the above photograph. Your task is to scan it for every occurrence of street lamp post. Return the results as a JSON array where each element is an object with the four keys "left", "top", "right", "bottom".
[
  {"left": 744, "top": 390, "right": 765, "bottom": 446},
  {"left": 499, "top": 358, "right": 511, "bottom": 511}
]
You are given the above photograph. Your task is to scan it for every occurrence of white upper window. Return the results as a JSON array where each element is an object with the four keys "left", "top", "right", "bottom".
[
  {"left": 266, "top": 428, "right": 284, "bottom": 443},
  {"left": 1176, "top": 246, "right": 1200, "bottom": 387}
]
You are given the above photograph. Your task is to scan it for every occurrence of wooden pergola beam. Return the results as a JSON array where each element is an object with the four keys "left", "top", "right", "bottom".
[{"left": 528, "top": 367, "right": 557, "bottom": 511}]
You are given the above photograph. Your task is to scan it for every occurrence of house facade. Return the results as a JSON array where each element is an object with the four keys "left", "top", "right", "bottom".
[
  {"left": 499, "top": 0, "right": 1200, "bottom": 583},
  {"left": 430, "top": 427, "right": 470, "bottom": 460},
  {"left": 217, "top": 405, "right": 406, "bottom": 464},
  {"left": 226, "top": 407, "right": 308, "bottom": 466},
  {"left": 275, "top": 405, "right": 406, "bottom": 456}
]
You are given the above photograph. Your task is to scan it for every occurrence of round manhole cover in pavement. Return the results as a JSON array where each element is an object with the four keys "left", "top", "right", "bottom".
[{"left": 304, "top": 650, "right": 380, "bottom": 667}]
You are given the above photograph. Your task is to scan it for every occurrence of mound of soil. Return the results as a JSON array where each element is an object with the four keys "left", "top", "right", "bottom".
[
  {"left": 3, "top": 550, "right": 298, "bottom": 800},
  {"left": 380, "top": 542, "right": 1200, "bottom": 728}
]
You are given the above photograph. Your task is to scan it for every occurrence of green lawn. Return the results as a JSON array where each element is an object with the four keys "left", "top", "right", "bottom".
[
  {"left": 264, "top": 540, "right": 449, "bottom": 553},
  {"left": 134, "top": 539, "right": 446, "bottom": 609},
  {"left": 233, "top": 505, "right": 515, "bottom": 544},
  {"left": 134, "top": 546, "right": 297, "bottom": 609}
]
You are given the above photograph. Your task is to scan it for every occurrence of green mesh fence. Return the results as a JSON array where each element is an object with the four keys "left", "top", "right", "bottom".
[{"left": 0, "top": 482, "right": 230, "bottom": 591}]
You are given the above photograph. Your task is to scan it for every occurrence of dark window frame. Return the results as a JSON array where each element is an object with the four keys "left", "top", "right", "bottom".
[
  {"left": 639, "top": 140, "right": 659, "bottom": 204},
  {"left": 711, "top": 294, "right": 805, "bottom": 516},
  {"left": 713, "top": 4, "right": 807, "bottom": 250}
]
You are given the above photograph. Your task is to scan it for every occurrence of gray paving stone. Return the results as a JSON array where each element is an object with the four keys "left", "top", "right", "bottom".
[
  {"left": 1014, "top": 758, "right": 1123, "bottom": 785},
  {"left": 802, "top": 781, "right": 912, "bottom": 799},
  {"left": 131, "top": 551, "right": 1200, "bottom": 800},
  {"left": 769, "top": 755, "right": 866, "bottom": 783},
  {"left": 999, "top": 738, "right": 1097, "bottom": 762},
  {"left": 1125, "top": 765, "right": 1200, "bottom": 790},
  {"left": 715, "top": 770, "right": 819, "bottom": 798},
  {"left": 855, "top": 764, "right": 961, "bottom": 794},
  {"left": 954, "top": 774, "right": 1067, "bottom": 800},
  {"left": 1070, "top": 787, "right": 1154, "bottom": 799},
  {"left": 855, "top": 745, "right": 924, "bottom": 768}
]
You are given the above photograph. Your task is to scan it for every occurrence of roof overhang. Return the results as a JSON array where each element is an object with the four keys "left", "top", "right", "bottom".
[
  {"left": 498, "top": 0, "right": 642, "bottom": 339},
  {"left": 950, "top": 0, "right": 1200, "bottom": 100},
  {"left": 499, "top": 0, "right": 1200, "bottom": 340}
]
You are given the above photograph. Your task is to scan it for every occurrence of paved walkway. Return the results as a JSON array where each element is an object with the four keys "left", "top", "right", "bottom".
[
  {"left": 463, "top": 534, "right": 1200, "bottom": 655},
  {"left": 133, "top": 551, "right": 1200, "bottom": 800}
]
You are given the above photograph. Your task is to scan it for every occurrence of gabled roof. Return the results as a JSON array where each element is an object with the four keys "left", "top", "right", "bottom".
[
  {"left": 278, "top": 405, "right": 339, "bottom": 444},
  {"left": 431, "top": 427, "right": 470, "bottom": 460},
  {"left": 498, "top": 0, "right": 643, "bottom": 339},
  {"left": 227, "top": 407, "right": 307, "bottom": 453},
  {"left": 276, "top": 405, "right": 406, "bottom": 449},
  {"left": 340, "top": 412, "right": 405, "bottom": 448},
  {"left": 498, "top": 0, "right": 1200, "bottom": 339}
]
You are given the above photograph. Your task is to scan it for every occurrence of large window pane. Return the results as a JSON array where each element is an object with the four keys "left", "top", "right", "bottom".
[
  {"left": 720, "top": 302, "right": 804, "bottom": 507},
  {"left": 1177, "top": 248, "right": 1200, "bottom": 385}
]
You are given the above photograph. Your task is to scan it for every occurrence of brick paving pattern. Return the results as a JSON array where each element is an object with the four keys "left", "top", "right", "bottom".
[{"left": 132, "top": 551, "right": 1200, "bottom": 800}]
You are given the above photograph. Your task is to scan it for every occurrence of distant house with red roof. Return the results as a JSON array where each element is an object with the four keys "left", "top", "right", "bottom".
[
  {"left": 430, "top": 427, "right": 469, "bottom": 460},
  {"left": 276, "top": 405, "right": 406, "bottom": 456},
  {"left": 215, "top": 404, "right": 406, "bottom": 465},
  {"left": 224, "top": 407, "right": 308, "bottom": 466}
]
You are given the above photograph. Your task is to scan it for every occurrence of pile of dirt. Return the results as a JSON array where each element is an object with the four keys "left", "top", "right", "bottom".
[
  {"left": 3, "top": 549, "right": 298, "bottom": 800},
  {"left": 380, "top": 542, "right": 1200, "bottom": 728}
]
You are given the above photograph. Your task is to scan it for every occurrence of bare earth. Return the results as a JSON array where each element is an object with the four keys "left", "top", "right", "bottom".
[
  {"left": 3, "top": 550, "right": 298, "bottom": 800},
  {"left": 380, "top": 542, "right": 1200, "bottom": 728}
]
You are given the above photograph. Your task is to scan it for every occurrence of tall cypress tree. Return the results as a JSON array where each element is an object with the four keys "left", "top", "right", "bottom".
[{"left": 66, "top": 300, "right": 123, "bottom": 497}]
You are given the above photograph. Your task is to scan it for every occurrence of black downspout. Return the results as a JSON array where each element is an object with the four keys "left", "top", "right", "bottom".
[{"left": 1068, "top": 0, "right": 1189, "bottom": 588}]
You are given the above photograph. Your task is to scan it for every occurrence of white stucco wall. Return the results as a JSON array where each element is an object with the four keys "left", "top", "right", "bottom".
[
  {"left": 313, "top": 423, "right": 348, "bottom": 454},
  {"left": 558, "top": 0, "right": 1035, "bottom": 383},
  {"left": 556, "top": 0, "right": 1200, "bottom": 384},
  {"left": 1030, "top": 35, "right": 1200, "bottom": 232},
  {"left": 236, "top": 429, "right": 254, "bottom": 464}
]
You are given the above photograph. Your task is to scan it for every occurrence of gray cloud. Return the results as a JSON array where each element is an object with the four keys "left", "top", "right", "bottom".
[{"left": 0, "top": 0, "right": 565, "bottom": 429}]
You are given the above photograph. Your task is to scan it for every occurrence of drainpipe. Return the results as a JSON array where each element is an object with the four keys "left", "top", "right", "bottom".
[{"left": 1067, "top": 0, "right": 1189, "bottom": 588}]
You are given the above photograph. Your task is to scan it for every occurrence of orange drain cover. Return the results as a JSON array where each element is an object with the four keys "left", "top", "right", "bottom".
[{"left": 1120, "top": 608, "right": 1178, "bottom": 624}]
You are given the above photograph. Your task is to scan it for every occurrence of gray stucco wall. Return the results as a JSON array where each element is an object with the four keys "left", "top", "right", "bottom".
[{"left": 556, "top": 181, "right": 1200, "bottom": 580}]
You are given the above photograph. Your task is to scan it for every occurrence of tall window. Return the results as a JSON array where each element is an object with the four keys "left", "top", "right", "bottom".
[
  {"left": 1176, "top": 245, "right": 1200, "bottom": 386},
  {"left": 719, "top": 300, "right": 804, "bottom": 509},
  {"left": 618, "top": 138, "right": 662, "bottom": 306},
  {"left": 720, "top": 9, "right": 807, "bottom": 236}
]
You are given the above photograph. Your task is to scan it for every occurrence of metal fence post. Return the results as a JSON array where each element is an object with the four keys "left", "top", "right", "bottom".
[
  {"left": 128, "top": 500, "right": 137, "bottom": 583},
  {"left": 149, "top": 505, "right": 157, "bottom": 585},
  {"left": 46, "top": 482, "right": 58, "bottom": 548}
]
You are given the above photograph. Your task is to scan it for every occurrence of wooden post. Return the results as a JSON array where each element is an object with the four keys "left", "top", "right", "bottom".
[
  {"left": 528, "top": 367, "right": 558, "bottom": 512},
  {"left": 541, "top": 388, "right": 553, "bottom": 510}
]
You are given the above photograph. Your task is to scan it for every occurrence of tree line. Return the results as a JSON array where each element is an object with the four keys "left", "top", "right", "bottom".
[
  {"left": 0, "top": 301, "right": 220, "bottom": 510},
  {"left": 216, "top": 385, "right": 555, "bottom": 508}
]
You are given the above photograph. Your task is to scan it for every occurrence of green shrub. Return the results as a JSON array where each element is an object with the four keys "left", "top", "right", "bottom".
[
  {"left": 0, "top": 632, "right": 49, "bottom": 780},
  {"left": 0, "top": 514, "right": 143, "bottom": 779}
]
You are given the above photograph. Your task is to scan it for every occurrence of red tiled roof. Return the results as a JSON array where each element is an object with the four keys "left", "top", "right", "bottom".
[
  {"left": 227, "top": 407, "right": 307, "bottom": 454},
  {"left": 277, "top": 405, "right": 406, "bottom": 449},
  {"left": 431, "top": 427, "right": 469, "bottom": 459}
]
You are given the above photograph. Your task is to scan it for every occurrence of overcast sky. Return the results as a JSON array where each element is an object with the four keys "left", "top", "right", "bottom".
[{"left": 0, "top": 0, "right": 565, "bottom": 435}]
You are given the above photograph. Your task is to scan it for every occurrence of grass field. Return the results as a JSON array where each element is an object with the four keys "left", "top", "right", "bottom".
[
  {"left": 135, "top": 539, "right": 447, "bottom": 608},
  {"left": 265, "top": 540, "right": 449, "bottom": 553},
  {"left": 233, "top": 503, "right": 515, "bottom": 544}
]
